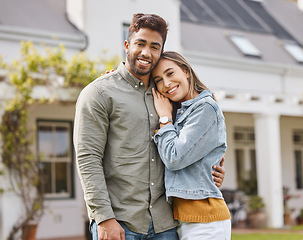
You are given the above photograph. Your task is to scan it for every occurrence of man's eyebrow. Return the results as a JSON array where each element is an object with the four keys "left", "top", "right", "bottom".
[
  {"left": 135, "top": 38, "right": 147, "bottom": 43},
  {"left": 151, "top": 42, "right": 161, "bottom": 48},
  {"left": 135, "top": 38, "right": 161, "bottom": 48}
]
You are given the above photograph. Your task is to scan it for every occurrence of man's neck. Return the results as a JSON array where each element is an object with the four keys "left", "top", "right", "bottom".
[{"left": 125, "top": 62, "right": 150, "bottom": 90}]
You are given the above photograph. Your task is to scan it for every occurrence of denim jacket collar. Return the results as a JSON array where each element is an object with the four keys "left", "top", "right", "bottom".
[
  {"left": 176, "top": 90, "right": 212, "bottom": 123},
  {"left": 181, "top": 90, "right": 212, "bottom": 108}
]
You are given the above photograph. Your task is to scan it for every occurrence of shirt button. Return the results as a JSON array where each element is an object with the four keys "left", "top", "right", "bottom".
[
  {"left": 139, "top": 82, "right": 144, "bottom": 86},
  {"left": 151, "top": 182, "right": 154, "bottom": 186},
  {"left": 151, "top": 158, "right": 155, "bottom": 162},
  {"left": 180, "top": 110, "right": 184, "bottom": 114},
  {"left": 134, "top": 85, "right": 138, "bottom": 89},
  {"left": 150, "top": 205, "right": 153, "bottom": 209},
  {"left": 150, "top": 113, "right": 153, "bottom": 117}
]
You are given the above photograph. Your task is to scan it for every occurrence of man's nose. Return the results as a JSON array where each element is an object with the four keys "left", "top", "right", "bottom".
[{"left": 141, "top": 47, "right": 151, "bottom": 58}]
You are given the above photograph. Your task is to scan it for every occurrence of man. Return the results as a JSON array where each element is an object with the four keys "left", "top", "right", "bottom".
[{"left": 74, "top": 13, "right": 225, "bottom": 240}]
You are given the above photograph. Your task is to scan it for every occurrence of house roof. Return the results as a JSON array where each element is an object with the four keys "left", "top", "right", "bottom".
[
  {"left": 180, "top": 0, "right": 303, "bottom": 65},
  {"left": 0, "top": 0, "right": 86, "bottom": 50},
  {"left": 0, "top": 0, "right": 78, "bottom": 35}
]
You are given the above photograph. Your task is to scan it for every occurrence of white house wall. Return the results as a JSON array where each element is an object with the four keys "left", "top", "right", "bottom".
[
  {"left": 0, "top": 166, "right": 23, "bottom": 239},
  {"left": 0, "top": 25, "right": 85, "bottom": 63},
  {"left": 66, "top": 0, "right": 182, "bottom": 59}
]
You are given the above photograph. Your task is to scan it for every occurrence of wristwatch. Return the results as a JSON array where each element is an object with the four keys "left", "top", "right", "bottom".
[{"left": 159, "top": 116, "right": 173, "bottom": 124}]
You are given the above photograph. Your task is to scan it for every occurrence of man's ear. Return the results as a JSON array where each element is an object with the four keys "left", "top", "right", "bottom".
[{"left": 124, "top": 40, "right": 129, "bottom": 54}]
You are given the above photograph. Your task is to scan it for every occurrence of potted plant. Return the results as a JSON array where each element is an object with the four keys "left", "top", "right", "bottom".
[
  {"left": 296, "top": 209, "right": 303, "bottom": 225},
  {"left": 247, "top": 195, "right": 267, "bottom": 228}
]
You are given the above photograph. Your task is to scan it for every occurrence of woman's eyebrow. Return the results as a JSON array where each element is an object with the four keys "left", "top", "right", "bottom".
[{"left": 163, "top": 68, "right": 173, "bottom": 74}]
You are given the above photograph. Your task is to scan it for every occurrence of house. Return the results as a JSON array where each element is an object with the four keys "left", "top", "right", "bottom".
[
  {"left": 0, "top": 0, "right": 302, "bottom": 239},
  {"left": 178, "top": 0, "right": 303, "bottom": 229}
]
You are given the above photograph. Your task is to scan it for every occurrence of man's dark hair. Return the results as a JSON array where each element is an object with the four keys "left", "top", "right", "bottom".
[{"left": 128, "top": 13, "right": 168, "bottom": 49}]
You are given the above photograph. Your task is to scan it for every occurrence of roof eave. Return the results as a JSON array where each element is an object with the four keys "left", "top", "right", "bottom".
[{"left": 0, "top": 25, "right": 86, "bottom": 50}]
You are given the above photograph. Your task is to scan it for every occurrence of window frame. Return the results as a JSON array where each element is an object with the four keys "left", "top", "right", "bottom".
[
  {"left": 283, "top": 43, "right": 303, "bottom": 63},
  {"left": 293, "top": 129, "right": 303, "bottom": 189},
  {"left": 234, "top": 127, "right": 257, "bottom": 194},
  {"left": 37, "top": 119, "right": 75, "bottom": 200},
  {"left": 122, "top": 22, "right": 130, "bottom": 59},
  {"left": 229, "top": 35, "right": 262, "bottom": 57}
]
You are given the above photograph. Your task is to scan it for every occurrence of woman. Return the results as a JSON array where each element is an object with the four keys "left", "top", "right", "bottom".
[{"left": 152, "top": 51, "right": 231, "bottom": 240}]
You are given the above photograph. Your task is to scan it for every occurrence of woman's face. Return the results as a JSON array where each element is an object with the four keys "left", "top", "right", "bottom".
[{"left": 152, "top": 58, "right": 192, "bottom": 103}]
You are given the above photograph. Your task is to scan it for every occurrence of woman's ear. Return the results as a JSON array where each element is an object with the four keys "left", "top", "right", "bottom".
[{"left": 183, "top": 68, "right": 190, "bottom": 79}]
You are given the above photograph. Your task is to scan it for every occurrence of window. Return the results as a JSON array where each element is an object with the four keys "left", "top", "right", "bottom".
[
  {"left": 294, "top": 130, "right": 303, "bottom": 189},
  {"left": 122, "top": 23, "right": 130, "bottom": 59},
  {"left": 283, "top": 43, "right": 303, "bottom": 63},
  {"left": 229, "top": 35, "right": 261, "bottom": 57},
  {"left": 37, "top": 120, "right": 73, "bottom": 198},
  {"left": 234, "top": 127, "right": 257, "bottom": 195}
]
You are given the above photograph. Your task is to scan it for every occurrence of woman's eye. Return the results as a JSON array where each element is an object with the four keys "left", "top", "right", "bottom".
[
  {"left": 167, "top": 72, "right": 173, "bottom": 76},
  {"left": 155, "top": 78, "right": 163, "bottom": 84}
]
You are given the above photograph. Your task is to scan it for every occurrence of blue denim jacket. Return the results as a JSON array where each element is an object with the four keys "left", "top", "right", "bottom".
[{"left": 154, "top": 90, "right": 226, "bottom": 200}]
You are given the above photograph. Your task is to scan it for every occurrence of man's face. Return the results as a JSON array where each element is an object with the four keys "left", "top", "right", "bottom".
[{"left": 124, "top": 28, "right": 163, "bottom": 80}]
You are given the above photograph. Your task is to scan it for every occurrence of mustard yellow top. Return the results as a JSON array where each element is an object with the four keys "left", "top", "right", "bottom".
[{"left": 173, "top": 197, "right": 231, "bottom": 223}]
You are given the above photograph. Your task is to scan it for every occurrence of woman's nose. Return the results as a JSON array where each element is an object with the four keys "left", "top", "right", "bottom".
[{"left": 163, "top": 78, "right": 171, "bottom": 87}]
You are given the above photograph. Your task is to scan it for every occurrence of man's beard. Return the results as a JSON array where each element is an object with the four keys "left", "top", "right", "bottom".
[{"left": 127, "top": 54, "right": 153, "bottom": 76}]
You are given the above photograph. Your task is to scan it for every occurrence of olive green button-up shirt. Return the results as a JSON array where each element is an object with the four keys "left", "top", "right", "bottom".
[{"left": 74, "top": 63, "right": 176, "bottom": 234}]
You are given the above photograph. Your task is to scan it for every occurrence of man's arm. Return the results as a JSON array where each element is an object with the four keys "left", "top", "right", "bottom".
[
  {"left": 74, "top": 84, "right": 115, "bottom": 224},
  {"left": 212, "top": 157, "right": 226, "bottom": 188}
]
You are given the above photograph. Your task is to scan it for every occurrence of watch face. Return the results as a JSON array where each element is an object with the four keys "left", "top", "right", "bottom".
[{"left": 160, "top": 116, "right": 169, "bottom": 124}]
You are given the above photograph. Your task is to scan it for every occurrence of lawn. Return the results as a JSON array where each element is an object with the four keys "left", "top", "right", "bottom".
[
  {"left": 232, "top": 225, "right": 303, "bottom": 240},
  {"left": 232, "top": 233, "right": 303, "bottom": 240}
]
